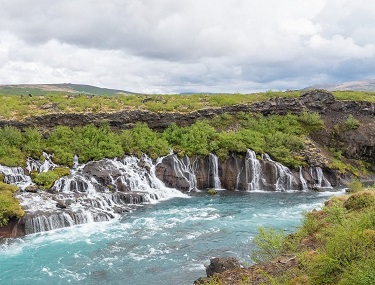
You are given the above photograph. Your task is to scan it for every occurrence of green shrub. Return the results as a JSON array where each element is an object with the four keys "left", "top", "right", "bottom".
[
  {"left": 251, "top": 227, "right": 288, "bottom": 263},
  {"left": 343, "top": 191, "right": 375, "bottom": 211},
  {"left": 344, "top": 115, "right": 360, "bottom": 131},
  {"left": 338, "top": 254, "right": 375, "bottom": 285},
  {"left": 32, "top": 168, "right": 70, "bottom": 189},
  {"left": 0, "top": 182, "right": 24, "bottom": 227},
  {"left": 297, "top": 110, "right": 325, "bottom": 133},
  {"left": 347, "top": 179, "right": 363, "bottom": 193}
]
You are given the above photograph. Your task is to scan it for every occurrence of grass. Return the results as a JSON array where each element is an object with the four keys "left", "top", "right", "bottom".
[
  {"left": 202, "top": 189, "right": 375, "bottom": 284},
  {"left": 0, "top": 90, "right": 299, "bottom": 120},
  {"left": 254, "top": 189, "right": 375, "bottom": 285}
]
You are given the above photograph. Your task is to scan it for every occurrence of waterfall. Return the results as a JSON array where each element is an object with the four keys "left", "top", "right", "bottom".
[
  {"left": 209, "top": 154, "right": 222, "bottom": 189},
  {"left": 15, "top": 155, "right": 187, "bottom": 235},
  {"left": 0, "top": 165, "right": 32, "bottom": 189},
  {"left": 27, "top": 152, "right": 57, "bottom": 173},
  {"left": 245, "top": 150, "right": 262, "bottom": 191},
  {"left": 262, "top": 154, "right": 298, "bottom": 191},
  {"left": 309, "top": 167, "right": 332, "bottom": 188},
  {"left": 299, "top": 167, "right": 309, "bottom": 191},
  {"left": 170, "top": 155, "right": 198, "bottom": 191}
]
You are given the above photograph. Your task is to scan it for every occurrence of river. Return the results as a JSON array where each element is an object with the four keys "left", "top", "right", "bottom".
[{"left": 0, "top": 190, "right": 342, "bottom": 285}]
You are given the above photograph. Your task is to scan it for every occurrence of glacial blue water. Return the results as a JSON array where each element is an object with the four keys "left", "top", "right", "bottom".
[{"left": 0, "top": 190, "right": 341, "bottom": 285}]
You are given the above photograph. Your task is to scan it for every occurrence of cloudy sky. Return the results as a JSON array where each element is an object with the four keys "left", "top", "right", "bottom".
[{"left": 1, "top": 0, "right": 374, "bottom": 93}]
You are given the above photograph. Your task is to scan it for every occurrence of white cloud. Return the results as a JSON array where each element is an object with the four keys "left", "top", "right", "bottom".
[{"left": 0, "top": 0, "right": 375, "bottom": 93}]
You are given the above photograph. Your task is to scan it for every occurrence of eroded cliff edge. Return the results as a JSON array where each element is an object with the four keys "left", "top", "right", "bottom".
[{"left": 1, "top": 89, "right": 374, "bottom": 167}]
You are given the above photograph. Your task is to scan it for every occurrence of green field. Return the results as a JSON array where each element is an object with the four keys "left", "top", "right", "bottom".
[{"left": 1, "top": 85, "right": 375, "bottom": 120}]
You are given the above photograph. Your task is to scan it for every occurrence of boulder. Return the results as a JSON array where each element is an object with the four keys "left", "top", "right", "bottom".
[
  {"left": 205, "top": 257, "right": 241, "bottom": 277},
  {"left": 24, "top": 184, "right": 38, "bottom": 193}
]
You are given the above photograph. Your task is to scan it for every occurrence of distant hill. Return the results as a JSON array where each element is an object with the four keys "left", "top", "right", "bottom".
[
  {"left": 0, "top": 83, "right": 138, "bottom": 96},
  {"left": 304, "top": 79, "right": 375, "bottom": 91}
]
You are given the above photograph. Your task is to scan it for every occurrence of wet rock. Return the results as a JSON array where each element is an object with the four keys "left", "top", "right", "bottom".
[
  {"left": 24, "top": 184, "right": 38, "bottom": 193},
  {"left": 82, "top": 160, "right": 121, "bottom": 185},
  {"left": 155, "top": 156, "right": 191, "bottom": 191},
  {"left": 205, "top": 257, "right": 241, "bottom": 277}
]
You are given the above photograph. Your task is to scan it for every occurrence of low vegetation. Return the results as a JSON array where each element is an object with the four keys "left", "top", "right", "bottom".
[
  {"left": 0, "top": 111, "right": 324, "bottom": 168},
  {"left": 0, "top": 90, "right": 374, "bottom": 120},
  {"left": 31, "top": 168, "right": 71, "bottom": 189},
  {"left": 0, "top": 181, "right": 24, "bottom": 227}
]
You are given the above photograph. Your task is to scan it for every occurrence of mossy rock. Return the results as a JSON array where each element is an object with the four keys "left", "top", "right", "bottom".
[
  {"left": 0, "top": 173, "right": 4, "bottom": 182},
  {"left": 32, "top": 167, "right": 71, "bottom": 189},
  {"left": 0, "top": 187, "right": 24, "bottom": 227},
  {"left": 207, "top": 189, "right": 218, "bottom": 195},
  {"left": 343, "top": 191, "right": 375, "bottom": 211}
]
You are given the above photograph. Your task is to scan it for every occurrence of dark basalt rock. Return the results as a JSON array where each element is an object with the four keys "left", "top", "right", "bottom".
[
  {"left": 155, "top": 156, "right": 192, "bottom": 191},
  {"left": 205, "top": 257, "right": 241, "bottom": 277},
  {"left": 24, "top": 184, "right": 38, "bottom": 193},
  {"left": 82, "top": 160, "right": 122, "bottom": 185}
]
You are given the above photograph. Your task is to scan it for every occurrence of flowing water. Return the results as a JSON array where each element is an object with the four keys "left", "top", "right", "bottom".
[{"left": 0, "top": 190, "right": 342, "bottom": 285}]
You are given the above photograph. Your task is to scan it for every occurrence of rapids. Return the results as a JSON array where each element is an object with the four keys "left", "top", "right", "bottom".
[{"left": 0, "top": 190, "right": 343, "bottom": 285}]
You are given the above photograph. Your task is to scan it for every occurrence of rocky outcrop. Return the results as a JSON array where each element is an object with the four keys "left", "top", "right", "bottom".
[
  {"left": 155, "top": 152, "right": 338, "bottom": 192},
  {"left": 0, "top": 217, "right": 25, "bottom": 238},
  {"left": 206, "top": 257, "right": 242, "bottom": 277},
  {"left": 194, "top": 257, "right": 242, "bottom": 285}
]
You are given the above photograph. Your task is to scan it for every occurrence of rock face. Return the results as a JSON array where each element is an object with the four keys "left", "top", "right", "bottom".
[
  {"left": 156, "top": 151, "right": 337, "bottom": 192},
  {"left": 205, "top": 257, "right": 241, "bottom": 277}
]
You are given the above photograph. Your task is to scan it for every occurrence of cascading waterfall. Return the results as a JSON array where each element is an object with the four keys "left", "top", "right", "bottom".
[
  {"left": 26, "top": 152, "right": 57, "bottom": 173},
  {"left": 309, "top": 167, "right": 332, "bottom": 188},
  {"left": 170, "top": 155, "right": 198, "bottom": 191},
  {"left": 208, "top": 153, "right": 222, "bottom": 189},
  {"left": 299, "top": 167, "right": 309, "bottom": 191},
  {"left": 0, "top": 150, "right": 337, "bottom": 235},
  {"left": 262, "top": 153, "right": 298, "bottom": 191},
  {"left": 245, "top": 150, "right": 262, "bottom": 191},
  {"left": 4, "top": 155, "right": 187, "bottom": 235},
  {"left": 0, "top": 165, "right": 31, "bottom": 188}
]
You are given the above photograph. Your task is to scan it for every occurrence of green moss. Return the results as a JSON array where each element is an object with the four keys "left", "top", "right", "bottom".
[
  {"left": 0, "top": 182, "right": 18, "bottom": 193},
  {"left": 32, "top": 167, "right": 70, "bottom": 189},
  {"left": 207, "top": 189, "right": 218, "bottom": 195},
  {"left": 0, "top": 182, "right": 24, "bottom": 227}
]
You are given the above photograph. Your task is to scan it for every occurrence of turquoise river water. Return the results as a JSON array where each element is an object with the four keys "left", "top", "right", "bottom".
[{"left": 0, "top": 190, "right": 342, "bottom": 285}]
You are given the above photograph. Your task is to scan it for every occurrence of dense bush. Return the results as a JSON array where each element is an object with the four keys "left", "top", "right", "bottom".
[
  {"left": 0, "top": 182, "right": 24, "bottom": 226},
  {"left": 31, "top": 168, "right": 71, "bottom": 189},
  {"left": 251, "top": 226, "right": 288, "bottom": 263},
  {"left": 0, "top": 111, "right": 326, "bottom": 168}
]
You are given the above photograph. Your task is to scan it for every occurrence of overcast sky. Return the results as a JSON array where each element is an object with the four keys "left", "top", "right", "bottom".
[{"left": 1, "top": 0, "right": 374, "bottom": 93}]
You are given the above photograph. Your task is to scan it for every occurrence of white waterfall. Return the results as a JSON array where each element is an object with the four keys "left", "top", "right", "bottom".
[
  {"left": 26, "top": 152, "right": 57, "bottom": 173},
  {"left": 262, "top": 153, "right": 298, "bottom": 191},
  {"left": 209, "top": 154, "right": 222, "bottom": 189},
  {"left": 309, "top": 167, "right": 332, "bottom": 188},
  {"left": 245, "top": 150, "right": 262, "bottom": 191},
  {"left": 8, "top": 154, "right": 187, "bottom": 235},
  {"left": 170, "top": 155, "right": 198, "bottom": 191},
  {"left": 299, "top": 167, "right": 309, "bottom": 191},
  {"left": 0, "top": 165, "right": 32, "bottom": 189}
]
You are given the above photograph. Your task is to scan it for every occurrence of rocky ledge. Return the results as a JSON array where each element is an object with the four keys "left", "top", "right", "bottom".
[{"left": 1, "top": 90, "right": 374, "bottom": 166}]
